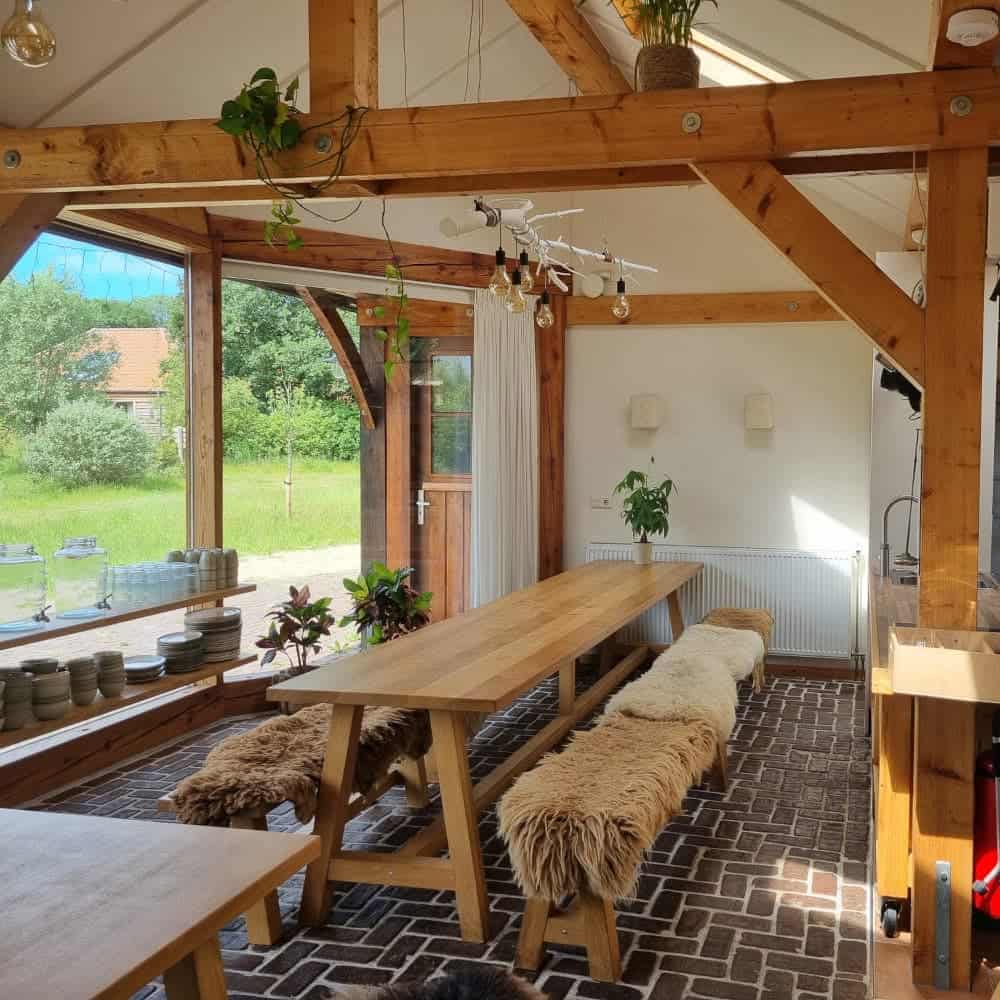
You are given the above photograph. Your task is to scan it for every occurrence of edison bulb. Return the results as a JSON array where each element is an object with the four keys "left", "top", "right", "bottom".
[
  {"left": 506, "top": 270, "right": 527, "bottom": 314},
  {"left": 488, "top": 248, "right": 511, "bottom": 297},
  {"left": 612, "top": 277, "right": 630, "bottom": 320},
  {"left": 2, "top": 0, "right": 56, "bottom": 67},
  {"left": 536, "top": 290, "right": 555, "bottom": 328},
  {"left": 518, "top": 251, "right": 534, "bottom": 293}
]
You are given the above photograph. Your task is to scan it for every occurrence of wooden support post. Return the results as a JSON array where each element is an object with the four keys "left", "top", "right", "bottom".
[
  {"left": 385, "top": 347, "right": 411, "bottom": 569},
  {"left": 538, "top": 293, "right": 566, "bottom": 580},
  {"left": 187, "top": 244, "right": 223, "bottom": 549},
  {"left": 911, "top": 146, "right": 988, "bottom": 990},
  {"left": 309, "top": 0, "right": 378, "bottom": 112},
  {"left": 360, "top": 324, "right": 387, "bottom": 572},
  {"left": 0, "top": 193, "right": 66, "bottom": 283}
]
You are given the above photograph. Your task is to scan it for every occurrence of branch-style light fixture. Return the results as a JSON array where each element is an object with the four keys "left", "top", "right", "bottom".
[
  {"left": 442, "top": 198, "right": 657, "bottom": 326},
  {"left": 2, "top": 0, "right": 56, "bottom": 67}
]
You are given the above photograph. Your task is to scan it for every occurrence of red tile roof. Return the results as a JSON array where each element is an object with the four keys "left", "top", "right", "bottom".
[{"left": 90, "top": 328, "right": 171, "bottom": 394}]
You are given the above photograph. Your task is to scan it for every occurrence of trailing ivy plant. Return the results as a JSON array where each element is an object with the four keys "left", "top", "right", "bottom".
[{"left": 216, "top": 67, "right": 409, "bottom": 375}]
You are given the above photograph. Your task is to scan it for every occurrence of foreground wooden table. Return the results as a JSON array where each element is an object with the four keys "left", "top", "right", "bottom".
[
  {"left": 0, "top": 808, "right": 319, "bottom": 999},
  {"left": 269, "top": 559, "right": 702, "bottom": 942}
]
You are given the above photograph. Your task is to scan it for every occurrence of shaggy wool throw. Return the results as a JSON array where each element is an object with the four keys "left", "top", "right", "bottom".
[
  {"left": 498, "top": 714, "right": 717, "bottom": 901},
  {"left": 701, "top": 607, "right": 774, "bottom": 652},
  {"left": 172, "top": 704, "right": 431, "bottom": 826},
  {"left": 663, "top": 623, "right": 764, "bottom": 681},
  {"left": 604, "top": 657, "right": 738, "bottom": 742}
]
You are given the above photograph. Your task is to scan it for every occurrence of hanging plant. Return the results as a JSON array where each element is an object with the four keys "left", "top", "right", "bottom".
[{"left": 216, "top": 67, "right": 410, "bottom": 376}]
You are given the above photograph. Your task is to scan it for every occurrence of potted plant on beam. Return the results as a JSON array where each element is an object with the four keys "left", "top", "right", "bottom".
[
  {"left": 618, "top": 0, "right": 718, "bottom": 92},
  {"left": 614, "top": 460, "right": 675, "bottom": 564}
]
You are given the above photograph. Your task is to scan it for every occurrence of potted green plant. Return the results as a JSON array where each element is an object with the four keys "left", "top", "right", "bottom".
[
  {"left": 256, "top": 584, "right": 337, "bottom": 675},
  {"left": 339, "top": 563, "right": 432, "bottom": 645},
  {"left": 614, "top": 460, "right": 675, "bottom": 564},
  {"left": 616, "top": 0, "right": 718, "bottom": 92}
]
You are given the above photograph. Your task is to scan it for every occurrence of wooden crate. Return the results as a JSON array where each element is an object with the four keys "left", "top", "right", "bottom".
[{"left": 888, "top": 627, "right": 1000, "bottom": 703}]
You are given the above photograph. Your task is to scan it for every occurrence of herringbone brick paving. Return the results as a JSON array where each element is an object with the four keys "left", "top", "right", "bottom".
[{"left": 32, "top": 670, "right": 871, "bottom": 1000}]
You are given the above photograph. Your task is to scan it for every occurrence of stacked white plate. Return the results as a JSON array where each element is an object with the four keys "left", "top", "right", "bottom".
[
  {"left": 183, "top": 607, "right": 242, "bottom": 663},
  {"left": 157, "top": 630, "right": 206, "bottom": 674},
  {"left": 124, "top": 655, "right": 166, "bottom": 683}
]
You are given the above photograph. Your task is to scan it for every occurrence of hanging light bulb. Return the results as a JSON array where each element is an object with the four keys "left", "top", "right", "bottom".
[
  {"left": 518, "top": 250, "right": 534, "bottom": 293},
  {"left": 536, "top": 288, "right": 555, "bottom": 329},
  {"left": 612, "top": 276, "right": 631, "bottom": 320},
  {"left": 2, "top": 0, "right": 56, "bottom": 68},
  {"left": 506, "top": 268, "right": 527, "bottom": 314},
  {"left": 488, "top": 247, "right": 511, "bottom": 298}
]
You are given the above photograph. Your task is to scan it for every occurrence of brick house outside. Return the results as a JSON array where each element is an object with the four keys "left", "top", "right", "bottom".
[{"left": 92, "top": 327, "right": 171, "bottom": 437}]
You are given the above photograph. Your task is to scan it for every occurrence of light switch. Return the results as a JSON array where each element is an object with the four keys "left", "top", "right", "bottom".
[{"left": 591, "top": 496, "right": 613, "bottom": 510}]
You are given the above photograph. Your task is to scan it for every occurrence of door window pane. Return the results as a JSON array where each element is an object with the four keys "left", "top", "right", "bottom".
[
  {"left": 432, "top": 356, "right": 472, "bottom": 412},
  {"left": 432, "top": 414, "right": 472, "bottom": 475}
]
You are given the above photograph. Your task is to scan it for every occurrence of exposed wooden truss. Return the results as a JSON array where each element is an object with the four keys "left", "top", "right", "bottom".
[
  {"left": 694, "top": 161, "right": 926, "bottom": 383},
  {"left": 62, "top": 207, "right": 213, "bottom": 254},
  {"left": 0, "top": 193, "right": 67, "bottom": 281},
  {"left": 4, "top": 68, "right": 1000, "bottom": 194},
  {"left": 210, "top": 215, "right": 499, "bottom": 289},
  {"left": 566, "top": 291, "right": 840, "bottom": 326},
  {"left": 506, "top": 0, "right": 630, "bottom": 93},
  {"left": 309, "top": 0, "right": 378, "bottom": 112},
  {"left": 356, "top": 295, "right": 474, "bottom": 337},
  {"left": 297, "top": 286, "right": 377, "bottom": 431}
]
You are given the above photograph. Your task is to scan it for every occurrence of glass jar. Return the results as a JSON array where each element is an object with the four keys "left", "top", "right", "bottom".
[
  {"left": 52, "top": 536, "right": 109, "bottom": 619},
  {"left": 0, "top": 544, "right": 46, "bottom": 632}
]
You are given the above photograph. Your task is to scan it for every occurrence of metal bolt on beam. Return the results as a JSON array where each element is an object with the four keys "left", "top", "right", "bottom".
[
  {"left": 3, "top": 149, "right": 21, "bottom": 169},
  {"left": 681, "top": 112, "right": 703, "bottom": 134},
  {"left": 314, "top": 133, "right": 334, "bottom": 154},
  {"left": 950, "top": 95, "right": 973, "bottom": 117}
]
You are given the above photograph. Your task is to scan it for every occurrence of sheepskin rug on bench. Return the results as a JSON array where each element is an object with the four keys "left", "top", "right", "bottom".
[
  {"left": 172, "top": 704, "right": 431, "bottom": 826},
  {"left": 664, "top": 623, "right": 764, "bottom": 681},
  {"left": 497, "top": 713, "right": 716, "bottom": 901}
]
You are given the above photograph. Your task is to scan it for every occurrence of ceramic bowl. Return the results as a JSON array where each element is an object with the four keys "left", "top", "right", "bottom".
[
  {"left": 98, "top": 680, "right": 126, "bottom": 698},
  {"left": 19, "top": 657, "right": 60, "bottom": 675},
  {"left": 71, "top": 687, "right": 98, "bottom": 707},
  {"left": 33, "top": 699, "right": 70, "bottom": 721}
]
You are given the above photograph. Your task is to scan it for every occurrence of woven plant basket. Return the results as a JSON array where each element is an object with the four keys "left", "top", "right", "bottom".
[{"left": 635, "top": 43, "right": 700, "bottom": 91}]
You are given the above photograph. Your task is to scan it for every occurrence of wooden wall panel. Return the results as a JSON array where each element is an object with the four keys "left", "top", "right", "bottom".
[
  {"left": 357, "top": 296, "right": 475, "bottom": 336},
  {"left": 911, "top": 146, "right": 988, "bottom": 990},
  {"left": 537, "top": 295, "right": 566, "bottom": 580},
  {"left": 187, "top": 245, "right": 224, "bottom": 548}
]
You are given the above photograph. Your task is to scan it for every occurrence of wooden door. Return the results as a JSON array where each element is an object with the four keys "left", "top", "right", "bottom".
[{"left": 414, "top": 484, "right": 472, "bottom": 621}]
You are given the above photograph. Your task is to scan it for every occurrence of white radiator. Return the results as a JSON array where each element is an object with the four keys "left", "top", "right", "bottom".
[{"left": 585, "top": 543, "right": 861, "bottom": 658}]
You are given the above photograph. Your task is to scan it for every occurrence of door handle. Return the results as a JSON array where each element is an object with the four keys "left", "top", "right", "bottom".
[{"left": 415, "top": 489, "right": 431, "bottom": 526}]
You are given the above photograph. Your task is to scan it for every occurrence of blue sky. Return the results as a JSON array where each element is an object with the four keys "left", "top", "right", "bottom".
[{"left": 10, "top": 233, "right": 183, "bottom": 301}]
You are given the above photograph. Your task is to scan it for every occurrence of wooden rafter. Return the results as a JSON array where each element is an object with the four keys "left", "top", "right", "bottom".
[
  {"left": 0, "top": 193, "right": 66, "bottom": 282},
  {"left": 212, "top": 216, "right": 499, "bottom": 289},
  {"left": 297, "top": 286, "right": 377, "bottom": 431},
  {"left": 694, "top": 161, "right": 926, "bottom": 383},
  {"left": 63, "top": 207, "right": 213, "bottom": 254},
  {"left": 506, "top": 0, "right": 630, "bottom": 93},
  {"left": 4, "top": 68, "right": 1000, "bottom": 194},
  {"left": 309, "top": 0, "right": 378, "bottom": 111},
  {"left": 566, "top": 291, "right": 840, "bottom": 326},
  {"left": 930, "top": 0, "right": 1000, "bottom": 68},
  {"left": 356, "top": 296, "right": 474, "bottom": 337}
]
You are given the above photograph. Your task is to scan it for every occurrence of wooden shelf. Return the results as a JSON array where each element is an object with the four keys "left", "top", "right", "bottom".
[
  {"left": 0, "top": 655, "right": 257, "bottom": 749},
  {"left": 0, "top": 584, "right": 257, "bottom": 652}
]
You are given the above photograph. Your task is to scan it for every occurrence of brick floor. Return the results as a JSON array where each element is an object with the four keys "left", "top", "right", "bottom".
[{"left": 30, "top": 672, "right": 871, "bottom": 1000}]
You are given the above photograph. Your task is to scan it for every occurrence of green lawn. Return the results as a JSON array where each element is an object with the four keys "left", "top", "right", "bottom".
[{"left": 0, "top": 456, "right": 360, "bottom": 564}]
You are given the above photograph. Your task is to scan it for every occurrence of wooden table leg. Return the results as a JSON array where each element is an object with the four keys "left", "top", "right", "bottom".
[
  {"left": 558, "top": 657, "right": 576, "bottom": 715},
  {"left": 430, "top": 709, "right": 490, "bottom": 942},
  {"left": 667, "top": 591, "right": 685, "bottom": 641},
  {"left": 229, "top": 814, "right": 283, "bottom": 945},
  {"left": 598, "top": 638, "right": 618, "bottom": 676},
  {"left": 163, "top": 937, "right": 227, "bottom": 1000},
  {"left": 299, "top": 703, "right": 364, "bottom": 927}
]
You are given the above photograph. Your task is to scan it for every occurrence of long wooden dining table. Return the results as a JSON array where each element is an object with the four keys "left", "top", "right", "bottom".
[{"left": 267, "top": 559, "right": 703, "bottom": 942}]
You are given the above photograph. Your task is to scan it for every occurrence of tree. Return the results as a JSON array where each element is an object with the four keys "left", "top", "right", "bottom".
[{"left": 0, "top": 273, "right": 117, "bottom": 435}]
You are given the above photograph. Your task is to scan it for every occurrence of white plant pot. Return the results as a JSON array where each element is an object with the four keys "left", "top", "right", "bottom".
[{"left": 633, "top": 541, "right": 653, "bottom": 565}]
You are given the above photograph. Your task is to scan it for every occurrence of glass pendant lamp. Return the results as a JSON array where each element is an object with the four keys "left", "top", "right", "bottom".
[{"left": 2, "top": 0, "right": 56, "bottom": 67}]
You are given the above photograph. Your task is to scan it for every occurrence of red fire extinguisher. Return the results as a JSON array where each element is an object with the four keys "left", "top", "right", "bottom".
[{"left": 973, "top": 711, "right": 1000, "bottom": 918}]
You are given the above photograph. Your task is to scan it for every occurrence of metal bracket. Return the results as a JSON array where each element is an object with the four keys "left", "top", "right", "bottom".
[{"left": 934, "top": 860, "right": 951, "bottom": 990}]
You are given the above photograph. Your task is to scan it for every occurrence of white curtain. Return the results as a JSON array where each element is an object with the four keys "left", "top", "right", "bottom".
[{"left": 470, "top": 289, "right": 539, "bottom": 607}]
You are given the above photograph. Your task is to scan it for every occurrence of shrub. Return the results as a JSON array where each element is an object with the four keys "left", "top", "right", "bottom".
[
  {"left": 24, "top": 399, "right": 152, "bottom": 487},
  {"left": 221, "top": 377, "right": 268, "bottom": 461}
]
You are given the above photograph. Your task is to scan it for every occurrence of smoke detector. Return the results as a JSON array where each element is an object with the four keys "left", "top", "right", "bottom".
[{"left": 946, "top": 9, "right": 1000, "bottom": 47}]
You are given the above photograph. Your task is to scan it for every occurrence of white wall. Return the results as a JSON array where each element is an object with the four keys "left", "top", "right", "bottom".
[{"left": 564, "top": 322, "right": 873, "bottom": 566}]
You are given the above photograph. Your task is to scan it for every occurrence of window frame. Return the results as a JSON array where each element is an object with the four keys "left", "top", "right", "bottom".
[{"left": 421, "top": 346, "right": 473, "bottom": 483}]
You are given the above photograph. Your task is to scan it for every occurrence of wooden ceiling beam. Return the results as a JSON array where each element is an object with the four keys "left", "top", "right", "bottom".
[
  {"left": 505, "top": 0, "right": 631, "bottom": 93},
  {"left": 61, "top": 207, "right": 213, "bottom": 254},
  {"left": 694, "top": 160, "right": 926, "bottom": 383},
  {"left": 356, "top": 295, "right": 474, "bottom": 336},
  {"left": 309, "top": 0, "right": 378, "bottom": 111},
  {"left": 297, "top": 286, "right": 377, "bottom": 430},
  {"left": 0, "top": 193, "right": 67, "bottom": 282},
  {"left": 566, "top": 291, "right": 841, "bottom": 327},
  {"left": 930, "top": 0, "right": 1000, "bottom": 68},
  {"left": 4, "top": 68, "right": 1000, "bottom": 194},
  {"left": 212, "top": 215, "right": 497, "bottom": 289}
]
